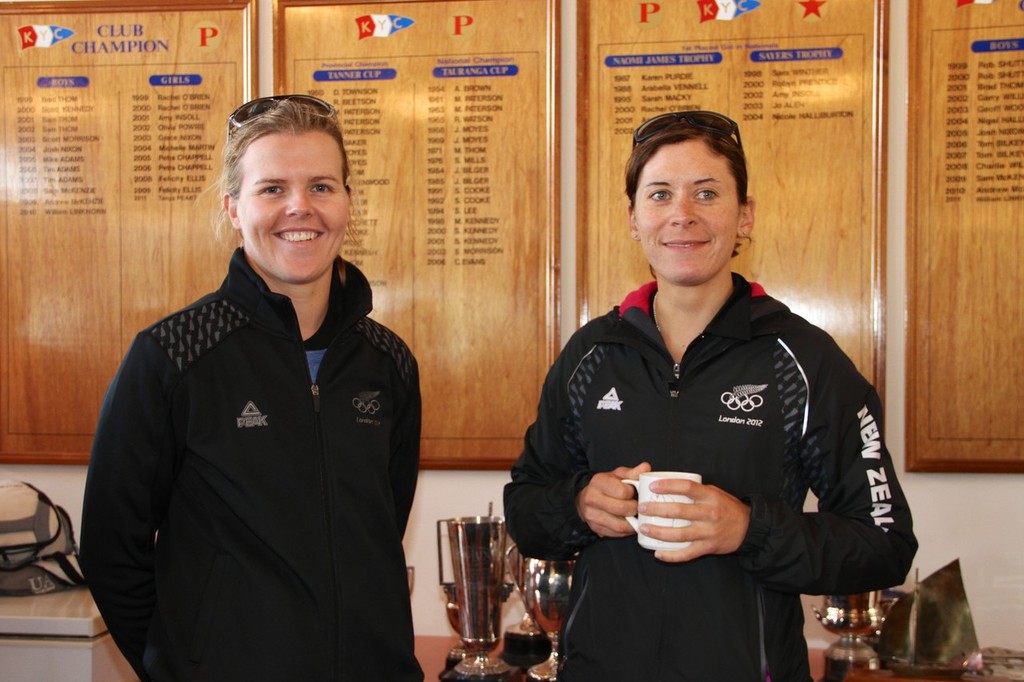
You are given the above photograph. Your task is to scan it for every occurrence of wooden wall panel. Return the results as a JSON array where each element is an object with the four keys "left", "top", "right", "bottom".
[
  {"left": 906, "top": 0, "right": 1024, "bottom": 471},
  {"left": 1, "top": 1, "right": 255, "bottom": 463},
  {"left": 275, "top": 0, "right": 559, "bottom": 469},
  {"left": 577, "top": 0, "right": 887, "bottom": 386}
]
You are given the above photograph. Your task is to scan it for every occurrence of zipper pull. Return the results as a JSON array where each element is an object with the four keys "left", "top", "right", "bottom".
[
  {"left": 669, "top": 363, "right": 680, "bottom": 398},
  {"left": 311, "top": 383, "right": 321, "bottom": 412}
]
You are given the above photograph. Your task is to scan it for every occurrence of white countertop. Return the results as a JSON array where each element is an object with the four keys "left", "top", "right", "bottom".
[{"left": 0, "top": 588, "right": 107, "bottom": 638}]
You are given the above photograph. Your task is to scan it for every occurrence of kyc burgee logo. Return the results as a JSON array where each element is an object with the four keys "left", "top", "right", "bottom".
[
  {"left": 356, "top": 15, "right": 414, "bottom": 40},
  {"left": 18, "top": 25, "right": 74, "bottom": 50}
]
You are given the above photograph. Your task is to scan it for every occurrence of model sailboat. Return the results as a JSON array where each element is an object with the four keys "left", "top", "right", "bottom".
[{"left": 877, "top": 559, "right": 985, "bottom": 678}]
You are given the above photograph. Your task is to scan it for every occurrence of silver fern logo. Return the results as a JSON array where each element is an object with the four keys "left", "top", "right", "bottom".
[
  {"left": 352, "top": 391, "right": 381, "bottom": 414},
  {"left": 720, "top": 384, "right": 767, "bottom": 412},
  {"left": 353, "top": 391, "right": 383, "bottom": 427}
]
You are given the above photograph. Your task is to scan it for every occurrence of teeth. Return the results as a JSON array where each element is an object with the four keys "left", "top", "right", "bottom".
[{"left": 282, "top": 231, "right": 318, "bottom": 242}]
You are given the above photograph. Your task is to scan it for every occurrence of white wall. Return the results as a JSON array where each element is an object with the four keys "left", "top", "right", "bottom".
[{"left": 3, "top": 0, "right": 1022, "bottom": 651}]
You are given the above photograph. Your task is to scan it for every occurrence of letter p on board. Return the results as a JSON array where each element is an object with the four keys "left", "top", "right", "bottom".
[
  {"left": 639, "top": 3, "right": 662, "bottom": 23},
  {"left": 453, "top": 15, "right": 474, "bottom": 35},
  {"left": 198, "top": 25, "right": 219, "bottom": 47}
]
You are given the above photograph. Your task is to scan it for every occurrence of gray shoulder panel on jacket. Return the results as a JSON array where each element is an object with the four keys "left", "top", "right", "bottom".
[
  {"left": 149, "top": 299, "right": 249, "bottom": 372},
  {"left": 355, "top": 318, "right": 416, "bottom": 384}
]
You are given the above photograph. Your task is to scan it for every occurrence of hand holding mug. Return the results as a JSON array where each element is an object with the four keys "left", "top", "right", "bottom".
[
  {"left": 575, "top": 462, "right": 652, "bottom": 538},
  {"left": 622, "top": 471, "right": 702, "bottom": 551}
]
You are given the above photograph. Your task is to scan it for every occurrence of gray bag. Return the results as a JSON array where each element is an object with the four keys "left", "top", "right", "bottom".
[{"left": 0, "top": 479, "right": 85, "bottom": 596}]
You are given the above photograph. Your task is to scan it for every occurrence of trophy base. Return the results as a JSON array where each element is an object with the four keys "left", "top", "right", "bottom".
[
  {"left": 444, "top": 652, "right": 466, "bottom": 672},
  {"left": 442, "top": 645, "right": 470, "bottom": 672},
  {"left": 819, "top": 635, "right": 880, "bottom": 682},
  {"left": 820, "top": 657, "right": 880, "bottom": 682},
  {"left": 500, "top": 631, "right": 551, "bottom": 668},
  {"left": 440, "top": 667, "right": 518, "bottom": 682}
]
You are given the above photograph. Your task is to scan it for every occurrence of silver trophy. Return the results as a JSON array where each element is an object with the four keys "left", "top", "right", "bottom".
[
  {"left": 440, "top": 582, "right": 470, "bottom": 669},
  {"left": 812, "top": 591, "right": 884, "bottom": 682},
  {"left": 521, "top": 557, "right": 576, "bottom": 681},
  {"left": 437, "top": 516, "right": 514, "bottom": 680},
  {"left": 501, "top": 543, "right": 551, "bottom": 667}
]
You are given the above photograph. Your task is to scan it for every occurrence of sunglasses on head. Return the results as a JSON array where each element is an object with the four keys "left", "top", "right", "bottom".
[
  {"left": 632, "top": 111, "right": 742, "bottom": 150},
  {"left": 227, "top": 95, "right": 336, "bottom": 131}
]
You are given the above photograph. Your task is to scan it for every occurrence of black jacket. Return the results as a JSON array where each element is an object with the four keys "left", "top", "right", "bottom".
[
  {"left": 504, "top": 275, "right": 916, "bottom": 681},
  {"left": 81, "top": 248, "right": 423, "bottom": 681}
]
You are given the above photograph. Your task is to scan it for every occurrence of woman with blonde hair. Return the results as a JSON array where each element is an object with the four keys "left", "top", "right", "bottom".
[{"left": 82, "top": 95, "right": 422, "bottom": 682}]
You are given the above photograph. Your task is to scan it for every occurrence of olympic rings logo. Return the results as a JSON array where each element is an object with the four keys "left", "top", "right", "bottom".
[
  {"left": 720, "top": 391, "right": 764, "bottom": 412},
  {"left": 353, "top": 396, "right": 381, "bottom": 414}
]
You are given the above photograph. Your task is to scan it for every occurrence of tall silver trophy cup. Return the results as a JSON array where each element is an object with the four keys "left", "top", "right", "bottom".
[
  {"left": 440, "top": 582, "right": 470, "bottom": 669},
  {"left": 437, "top": 516, "right": 514, "bottom": 680},
  {"left": 522, "top": 557, "right": 575, "bottom": 681}
]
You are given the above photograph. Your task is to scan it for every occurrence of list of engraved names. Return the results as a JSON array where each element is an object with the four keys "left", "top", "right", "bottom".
[
  {"left": 600, "top": 37, "right": 860, "bottom": 144},
  {"left": 938, "top": 36, "right": 1024, "bottom": 205},
  {"left": 13, "top": 91, "right": 104, "bottom": 219},
  {"left": 295, "top": 54, "right": 534, "bottom": 278},
  {"left": 9, "top": 68, "right": 227, "bottom": 219}
]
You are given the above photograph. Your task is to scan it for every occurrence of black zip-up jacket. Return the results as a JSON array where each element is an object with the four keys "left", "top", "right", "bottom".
[
  {"left": 504, "top": 275, "right": 916, "bottom": 681},
  {"left": 81, "top": 248, "right": 423, "bottom": 682}
]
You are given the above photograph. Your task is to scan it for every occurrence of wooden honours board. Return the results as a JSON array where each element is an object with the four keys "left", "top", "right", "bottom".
[
  {"left": 578, "top": 0, "right": 886, "bottom": 385},
  {"left": 906, "top": 1, "right": 1024, "bottom": 472},
  {"left": 276, "top": 0, "right": 559, "bottom": 469},
  {"left": 0, "top": 1, "right": 255, "bottom": 464}
]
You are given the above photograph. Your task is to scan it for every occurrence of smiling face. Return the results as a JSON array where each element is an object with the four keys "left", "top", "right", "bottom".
[
  {"left": 628, "top": 139, "right": 754, "bottom": 292},
  {"left": 224, "top": 130, "right": 350, "bottom": 297}
]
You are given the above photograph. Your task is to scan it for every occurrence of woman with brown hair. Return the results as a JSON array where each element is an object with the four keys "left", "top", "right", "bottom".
[{"left": 505, "top": 111, "right": 916, "bottom": 681}]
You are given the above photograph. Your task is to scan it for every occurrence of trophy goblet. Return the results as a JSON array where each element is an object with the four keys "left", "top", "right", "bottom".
[
  {"left": 437, "top": 516, "right": 514, "bottom": 681},
  {"left": 501, "top": 543, "right": 552, "bottom": 668},
  {"left": 812, "top": 591, "right": 883, "bottom": 682},
  {"left": 521, "top": 557, "right": 575, "bottom": 682}
]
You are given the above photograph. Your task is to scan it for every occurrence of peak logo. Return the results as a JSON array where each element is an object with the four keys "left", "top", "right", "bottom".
[
  {"left": 696, "top": 0, "right": 761, "bottom": 23},
  {"left": 597, "top": 387, "right": 624, "bottom": 411},
  {"left": 18, "top": 25, "right": 74, "bottom": 50},
  {"left": 236, "top": 401, "right": 269, "bottom": 428},
  {"left": 356, "top": 14, "right": 414, "bottom": 39}
]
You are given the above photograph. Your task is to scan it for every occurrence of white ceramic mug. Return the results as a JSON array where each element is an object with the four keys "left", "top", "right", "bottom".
[{"left": 623, "top": 471, "right": 702, "bottom": 551}]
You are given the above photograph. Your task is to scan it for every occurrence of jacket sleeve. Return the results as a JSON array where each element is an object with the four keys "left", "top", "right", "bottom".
[
  {"left": 504, "top": 339, "right": 598, "bottom": 560},
  {"left": 389, "top": 352, "right": 421, "bottom": 538},
  {"left": 80, "top": 333, "right": 180, "bottom": 681},
  {"left": 736, "top": 337, "right": 917, "bottom": 596}
]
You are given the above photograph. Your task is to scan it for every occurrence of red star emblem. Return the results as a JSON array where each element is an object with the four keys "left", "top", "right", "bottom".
[{"left": 799, "top": 0, "right": 826, "bottom": 18}]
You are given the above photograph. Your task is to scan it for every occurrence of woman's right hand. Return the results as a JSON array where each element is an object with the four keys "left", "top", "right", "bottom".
[{"left": 574, "top": 462, "right": 652, "bottom": 537}]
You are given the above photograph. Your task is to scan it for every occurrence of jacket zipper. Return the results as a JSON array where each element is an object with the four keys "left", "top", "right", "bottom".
[
  {"left": 758, "top": 586, "right": 770, "bottom": 681},
  {"left": 667, "top": 332, "right": 708, "bottom": 398},
  {"left": 310, "top": 373, "right": 339, "bottom": 679},
  {"left": 295, "top": 297, "right": 344, "bottom": 678},
  {"left": 560, "top": 563, "right": 589, "bottom": 671}
]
